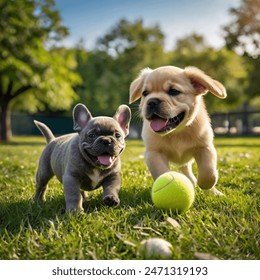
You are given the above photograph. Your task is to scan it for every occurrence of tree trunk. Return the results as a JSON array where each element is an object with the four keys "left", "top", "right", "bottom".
[
  {"left": 0, "top": 81, "right": 31, "bottom": 142},
  {"left": 0, "top": 101, "right": 12, "bottom": 141}
]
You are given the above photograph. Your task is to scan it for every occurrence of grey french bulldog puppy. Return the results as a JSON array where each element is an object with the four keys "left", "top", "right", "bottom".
[{"left": 34, "top": 103, "right": 131, "bottom": 212}]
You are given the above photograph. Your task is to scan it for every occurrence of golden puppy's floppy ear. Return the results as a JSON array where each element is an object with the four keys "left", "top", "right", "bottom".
[
  {"left": 129, "top": 68, "right": 153, "bottom": 103},
  {"left": 184, "top": 66, "right": 227, "bottom": 99}
]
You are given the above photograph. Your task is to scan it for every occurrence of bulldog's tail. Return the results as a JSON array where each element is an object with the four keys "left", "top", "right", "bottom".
[{"left": 34, "top": 120, "right": 55, "bottom": 144}]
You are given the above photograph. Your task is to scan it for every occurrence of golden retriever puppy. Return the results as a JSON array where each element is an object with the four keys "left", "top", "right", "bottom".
[{"left": 129, "top": 66, "right": 226, "bottom": 195}]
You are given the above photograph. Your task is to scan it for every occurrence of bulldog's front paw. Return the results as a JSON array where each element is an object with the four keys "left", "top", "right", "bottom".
[
  {"left": 103, "top": 195, "right": 120, "bottom": 207},
  {"left": 66, "top": 205, "right": 84, "bottom": 214}
]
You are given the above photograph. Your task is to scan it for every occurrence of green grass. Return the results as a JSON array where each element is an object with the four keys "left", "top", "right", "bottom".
[{"left": 0, "top": 136, "right": 259, "bottom": 260}]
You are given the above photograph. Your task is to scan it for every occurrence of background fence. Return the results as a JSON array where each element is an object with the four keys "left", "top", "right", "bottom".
[
  {"left": 11, "top": 110, "right": 260, "bottom": 138},
  {"left": 211, "top": 110, "right": 260, "bottom": 135}
]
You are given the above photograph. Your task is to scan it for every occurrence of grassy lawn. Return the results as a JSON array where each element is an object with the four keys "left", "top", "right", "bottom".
[{"left": 0, "top": 136, "right": 259, "bottom": 260}]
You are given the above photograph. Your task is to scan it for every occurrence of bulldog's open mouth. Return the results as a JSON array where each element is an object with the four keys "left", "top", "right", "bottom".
[
  {"left": 96, "top": 154, "right": 116, "bottom": 166},
  {"left": 82, "top": 142, "right": 125, "bottom": 168},
  {"left": 149, "top": 111, "right": 185, "bottom": 133},
  {"left": 96, "top": 147, "right": 124, "bottom": 167},
  {"left": 82, "top": 148, "right": 117, "bottom": 168}
]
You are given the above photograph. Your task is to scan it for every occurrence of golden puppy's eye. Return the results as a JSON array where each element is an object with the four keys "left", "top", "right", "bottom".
[
  {"left": 168, "top": 88, "right": 181, "bottom": 96},
  {"left": 142, "top": 90, "right": 149, "bottom": 97}
]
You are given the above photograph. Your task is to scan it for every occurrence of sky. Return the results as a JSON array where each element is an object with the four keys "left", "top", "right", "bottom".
[{"left": 55, "top": 0, "right": 241, "bottom": 51}]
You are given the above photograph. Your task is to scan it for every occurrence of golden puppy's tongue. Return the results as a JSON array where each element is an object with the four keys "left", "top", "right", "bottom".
[
  {"left": 150, "top": 119, "right": 168, "bottom": 132},
  {"left": 97, "top": 155, "right": 112, "bottom": 166}
]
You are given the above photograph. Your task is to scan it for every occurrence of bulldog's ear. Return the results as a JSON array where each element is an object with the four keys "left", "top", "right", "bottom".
[
  {"left": 185, "top": 66, "right": 227, "bottom": 99},
  {"left": 114, "top": 105, "right": 131, "bottom": 137},
  {"left": 129, "top": 68, "right": 153, "bottom": 103},
  {"left": 73, "top": 103, "right": 92, "bottom": 133}
]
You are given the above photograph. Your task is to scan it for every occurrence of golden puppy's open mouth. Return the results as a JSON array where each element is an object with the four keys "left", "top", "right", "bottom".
[{"left": 149, "top": 111, "right": 185, "bottom": 133}]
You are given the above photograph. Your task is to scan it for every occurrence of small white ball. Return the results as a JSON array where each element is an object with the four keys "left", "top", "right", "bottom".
[{"left": 139, "top": 238, "right": 172, "bottom": 259}]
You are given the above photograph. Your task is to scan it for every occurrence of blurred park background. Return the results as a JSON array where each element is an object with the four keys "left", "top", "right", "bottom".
[{"left": 0, "top": 0, "right": 259, "bottom": 142}]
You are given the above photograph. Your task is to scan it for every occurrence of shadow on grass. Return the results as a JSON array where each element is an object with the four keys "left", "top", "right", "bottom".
[
  {"left": 0, "top": 196, "right": 66, "bottom": 233},
  {"left": 0, "top": 189, "right": 137, "bottom": 233},
  {"left": 119, "top": 187, "right": 150, "bottom": 206},
  {"left": 0, "top": 185, "right": 159, "bottom": 235},
  {"left": 0, "top": 195, "right": 109, "bottom": 234},
  {"left": 118, "top": 186, "right": 167, "bottom": 220}
]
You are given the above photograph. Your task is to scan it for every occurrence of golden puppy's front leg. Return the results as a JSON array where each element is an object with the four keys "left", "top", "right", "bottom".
[
  {"left": 145, "top": 150, "right": 170, "bottom": 180},
  {"left": 180, "top": 162, "right": 197, "bottom": 187},
  {"left": 194, "top": 146, "right": 223, "bottom": 195}
]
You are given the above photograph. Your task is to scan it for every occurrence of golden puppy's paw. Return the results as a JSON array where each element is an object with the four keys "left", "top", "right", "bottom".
[{"left": 204, "top": 187, "right": 224, "bottom": 196}]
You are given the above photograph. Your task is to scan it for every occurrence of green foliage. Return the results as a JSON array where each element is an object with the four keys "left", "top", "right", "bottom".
[
  {"left": 0, "top": 0, "right": 80, "bottom": 112},
  {"left": 0, "top": 0, "right": 81, "bottom": 140},
  {"left": 97, "top": 19, "right": 165, "bottom": 65},
  {"left": 223, "top": 0, "right": 260, "bottom": 58},
  {"left": 11, "top": 47, "right": 81, "bottom": 112},
  {"left": 74, "top": 25, "right": 253, "bottom": 116},
  {"left": 0, "top": 137, "right": 259, "bottom": 259},
  {"left": 222, "top": 0, "right": 260, "bottom": 104},
  {"left": 1, "top": 1, "right": 259, "bottom": 141},
  {"left": 243, "top": 55, "right": 260, "bottom": 99},
  {"left": 74, "top": 19, "right": 167, "bottom": 116},
  {"left": 74, "top": 48, "right": 121, "bottom": 116}
]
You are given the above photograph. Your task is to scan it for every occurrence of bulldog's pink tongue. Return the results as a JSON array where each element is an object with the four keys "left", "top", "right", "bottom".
[
  {"left": 97, "top": 155, "right": 112, "bottom": 166},
  {"left": 150, "top": 119, "right": 168, "bottom": 132}
]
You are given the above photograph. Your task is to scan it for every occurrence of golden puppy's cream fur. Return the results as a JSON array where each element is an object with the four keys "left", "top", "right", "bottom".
[{"left": 130, "top": 66, "right": 226, "bottom": 194}]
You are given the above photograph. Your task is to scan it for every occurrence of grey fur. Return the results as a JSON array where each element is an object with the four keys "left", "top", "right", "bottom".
[{"left": 34, "top": 103, "right": 131, "bottom": 212}]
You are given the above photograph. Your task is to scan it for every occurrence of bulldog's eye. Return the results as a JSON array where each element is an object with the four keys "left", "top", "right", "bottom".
[
  {"left": 88, "top": 133, "right": 96, "bottom": 139},
  {"left": 142, "top": 90, "right": 149, "bottom": 97},
  {"left": 115, "top": 132, "right": 121, "bottom": 139},
  {"left": 168, "top": 88, "right": 181, "bottom": 96}
]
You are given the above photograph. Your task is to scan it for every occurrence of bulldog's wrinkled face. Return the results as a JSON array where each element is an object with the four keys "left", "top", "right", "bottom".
[
  {"left": 73, "top": 104, "right": 131, "bottom": 169},
  {"left": 79, "top": 117, "right": 126, "bottom": 168}
]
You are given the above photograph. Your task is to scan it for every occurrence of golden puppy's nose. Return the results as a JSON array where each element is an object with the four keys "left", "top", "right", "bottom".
[{"left": 147, "top": 98, "right": 161, "bottom": 109}]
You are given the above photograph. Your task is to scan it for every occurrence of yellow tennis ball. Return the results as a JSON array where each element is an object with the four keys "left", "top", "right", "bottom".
[{"left": 152, "top": 171, "right": 195, "bottom": 213}]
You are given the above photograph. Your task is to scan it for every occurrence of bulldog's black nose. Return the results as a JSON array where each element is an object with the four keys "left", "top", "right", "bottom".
[
  {"left": 99, "top": 137, "right": 113, "bottom": 146},
  {"left": 147, "top": 98, "right": 161, "bottom": 109}
]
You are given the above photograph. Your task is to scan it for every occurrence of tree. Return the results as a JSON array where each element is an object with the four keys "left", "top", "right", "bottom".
[
  {"left": 223, "top": 0, "right": 260, "bottom": 58},
  {"left": 97, "top": 19, "right": 166, "bottom": 68},
  {"left": 223, "top": 0, "right": 260, "bottom": 105},
  {"left": 73, "top": 45, "right": 118, "bottom": 116},
  {"left": 74, "top": 19, "right": 167, "bottom": 116},
  {"left": 0, "top": 0, "right": 81, "bottom": 141}
]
